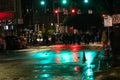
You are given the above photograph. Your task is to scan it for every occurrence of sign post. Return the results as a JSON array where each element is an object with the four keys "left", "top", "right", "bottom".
[{"left": 104, "top": 15, "right": 112, "bottom": 44}]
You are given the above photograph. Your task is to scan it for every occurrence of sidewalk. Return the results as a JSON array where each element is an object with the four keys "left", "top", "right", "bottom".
[{"left": 94, "top": 67, "right": 120, "bottom": 80}]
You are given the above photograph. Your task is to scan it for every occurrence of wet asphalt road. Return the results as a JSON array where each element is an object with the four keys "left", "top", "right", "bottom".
[{"left": 0, "top": 44, "right": 111, "bottom": 80}]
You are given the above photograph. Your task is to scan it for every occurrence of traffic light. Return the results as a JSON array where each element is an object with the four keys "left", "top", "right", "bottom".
[
  {"left": 71, "top": 9, "right": 75, "bottom": 13},
  {"left": 71, "top": 9, "right": 76, "bottom": 14},
  {"left": 62, "top": 0, "right": 67, "bottom": 4},
  {"left": 54, "top": 9, "right": 59, "bottom": 14},
  {"left": 84, "top": 0, "right": 88, "bottom": 3},
  {"left": 102, "top": 14, "right": 106, "bottom": 17},
  {"left": 61, "top": 0, "right": 68, "bottom": 6},
  {"left": 40, "top": 0, "right": 45, "bottom": 5}
]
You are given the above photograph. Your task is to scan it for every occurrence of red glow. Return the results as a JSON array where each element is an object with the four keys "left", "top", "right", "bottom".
[
  {"left": 0, "top": 12, "right": 12, "bottom": 20},
  {"left": 55, "top": 57, "right": 60, "bottom": 63},
  {"left": 67, "top": 44, "right": 83, "bottom": 52},
  {"left": 69, "top": 26, "right": 74, "bottom": 31},
  {"left": 71, "top": 9, "right": 76, "bottom": 14},
  {"left": 51, "top": 44, "right": 66, "bottom": 53},
  {"left": 74, "top": 66, "right": 79, "bottom": 72},
  {"left": 72, "top": 51, "right": 78, "bottom": 62},
  {"left": 54, "top": 10, "right": 58, "bottom": 14},
  {"left": 102, "top": 14, "right": 106, "bottom": 17},
  {"left": 71, "top": 9, "right": 75, "bottom": 13}
]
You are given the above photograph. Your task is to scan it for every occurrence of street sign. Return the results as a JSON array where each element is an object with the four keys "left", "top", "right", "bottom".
[
  {"left": 112, "top": 14, "right": 120, "bottom": 24},
  {"left": 104, "top": 15, "right": 112, "bottom": 27},
  {"left": 18, "top": 18, "right": 23, "bottom": 24}
]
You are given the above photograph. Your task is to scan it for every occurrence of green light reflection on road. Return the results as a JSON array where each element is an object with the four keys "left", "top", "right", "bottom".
[
  {"left": 59, "top": 50, "right": 73, "bottom": 63},
  {"left": 78, "top": 50, "right": 97, "bottom": 65},
  {"left": 32, "top": 50, "right": 56, "bottom": 64}
]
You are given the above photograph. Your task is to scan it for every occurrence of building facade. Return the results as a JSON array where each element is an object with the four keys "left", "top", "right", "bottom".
[{"left": 0, "top": 0, "right": 23, "bottom": 36}]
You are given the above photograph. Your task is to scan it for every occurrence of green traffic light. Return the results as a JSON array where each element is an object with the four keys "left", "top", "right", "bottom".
[
  {"left": 62, "top": 0, "right": 67, "bottom": 4},
  {"left": 40, "top": 0, "right": 45, "bottom": 5},
  {"left": 61, "top": 0, "right": 68, "bottom": 5},
  {"left": 84, "top": 0, "right": 88, "bottom": 3}
]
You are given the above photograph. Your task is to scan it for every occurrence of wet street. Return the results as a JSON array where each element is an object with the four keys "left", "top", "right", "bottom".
[{"left": 0, "top": 43, "right": 112, "bottom": 80}]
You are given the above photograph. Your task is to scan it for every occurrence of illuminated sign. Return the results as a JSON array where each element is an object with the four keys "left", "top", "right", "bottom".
[
  {"left": 112, "top": 14, "right": 120, "bottom": 24},
  {"left": 0, "top": 12, "right": 12, "bottom": 20}
]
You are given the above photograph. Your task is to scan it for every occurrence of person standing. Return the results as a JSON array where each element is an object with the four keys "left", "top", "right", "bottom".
[{"left": 101, "top": 29, "right": 108, "bottom": 48}]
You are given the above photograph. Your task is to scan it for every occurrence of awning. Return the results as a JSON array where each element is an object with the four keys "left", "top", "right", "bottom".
[{"left": 0, "top": 12, "right": 12, "bottom": 20}]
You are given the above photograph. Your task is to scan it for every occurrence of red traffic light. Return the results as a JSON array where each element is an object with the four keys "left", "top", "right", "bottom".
[
  {"left": 102, "top": 14, "right": 106, "bottom": 18},
  {"left": 54, "top": 10, "right": 58, "bottom": 14},
  {"left": 71, "top": 9, "right": 76, "bottom": 14},
  {"left": 71, "top": 9, "right": 75, "bottom": 13}
]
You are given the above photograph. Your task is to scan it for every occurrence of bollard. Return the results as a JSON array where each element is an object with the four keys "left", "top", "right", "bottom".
[{"left": 82, "top": 51, "right": 86, "bottom": 63}]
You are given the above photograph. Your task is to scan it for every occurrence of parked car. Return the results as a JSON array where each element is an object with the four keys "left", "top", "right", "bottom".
[{"left": 5, "top": 36, "right": 21, "bottom": 50}]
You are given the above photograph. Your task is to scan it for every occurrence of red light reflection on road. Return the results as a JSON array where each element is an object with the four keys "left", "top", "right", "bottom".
[
  {"left": 74, "top": 66, "right": 79, "bottom": 73},
  {"left": 68, "top": 44, "right": 83, "bottom": 62},
  {"left": 67, "top": 44, "right": 83, "bottom": 52},
  {"left": 72, "top": 51, "right": 78, "bottom": 62},
  {"left": 55, "top": 57, "right": 60, "bottom": 63},
  {"left": 51, "top": 44, "right": 66, "bottom": 53}
]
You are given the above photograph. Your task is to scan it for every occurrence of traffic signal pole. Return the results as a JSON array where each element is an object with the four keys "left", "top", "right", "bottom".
[
  {"left": 54, "top": 9, "right": 60, "bottom": 32},
  {"left": 57, "top": 12, "right": 60, "bottom": 30},
  {"left": 40, "top": 0, "right": 46, "bottom": 14}
]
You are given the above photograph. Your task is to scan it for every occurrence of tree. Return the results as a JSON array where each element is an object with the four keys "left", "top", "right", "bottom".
[{"left": 63, "top": 14, "right": 102, "bottom": 30}]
